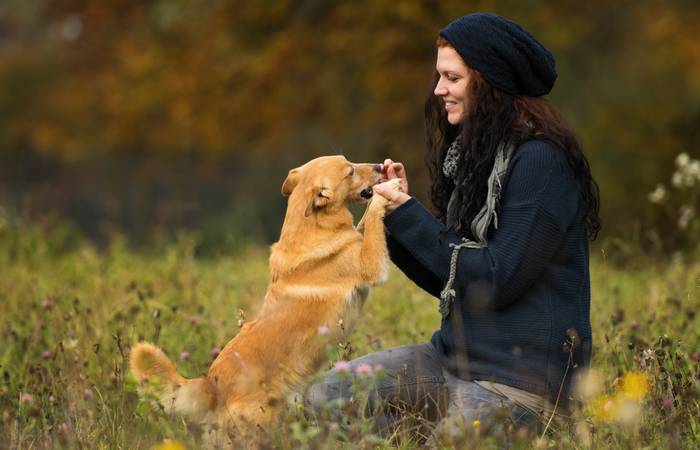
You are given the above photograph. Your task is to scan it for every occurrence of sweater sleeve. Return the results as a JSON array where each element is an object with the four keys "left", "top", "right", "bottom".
[
  {"left": 387, "top": 235, "right": 443, "bottom": 298},
  {"left": 383, "top": 140, "right": 581, "bottom": 311}
]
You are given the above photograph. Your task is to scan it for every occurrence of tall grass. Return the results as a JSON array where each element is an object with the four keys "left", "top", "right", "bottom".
[{"left": 0, "top": 223, "right": 698, "bottom": 449}]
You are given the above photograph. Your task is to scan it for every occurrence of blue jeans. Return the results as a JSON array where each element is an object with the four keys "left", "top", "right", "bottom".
[{"left": 305, "top": 343, "right": 537, "bottom": 439}]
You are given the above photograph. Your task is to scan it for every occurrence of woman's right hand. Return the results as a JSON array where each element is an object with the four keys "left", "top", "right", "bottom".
[{"left": 381, "top": 159, "right": 409, "bottom": 195}]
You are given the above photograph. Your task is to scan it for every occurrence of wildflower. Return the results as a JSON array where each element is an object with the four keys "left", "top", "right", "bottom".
[
  {"left": 333, "top": 360, "right": 351, "bottom": 373},
  {"left": 678, "top": 206, "right": 695, "bottom": 229},
  {"left": 48, "top": 395, "right": 56, "bottom": 403},
  {"left": 152, "top": 439, "right": 186, "bottom": 450},
  {"left": 671, "top": 172, "right": 683, "bottom": 188},
  {"left": 329, "top": 422, "right": 339, "bottom": 431},
  {"left": 690, "top": 352, "right": 700, "bottom": 362},
  {"left": 641, "top": 348, "right": 655, "bottom": 361},
  {"left": 42, "top": 299, "right": 54, "bottom": 310},
  {"left": 661, "top": 397, "right": 674, "bottom": 409},
  {"left": 19, "top": 393, "right": 33, "bottom": 404},
  {"left": 83, "top": 388, "right": 94, "bottom": 400},
  {"left": 591, "top": 394, "right": 617, "bottom": 422},
  {"left": 317, "top": 325, "right": 330, "bottom": 336},
  {"left": 210, "top": 347, "right": 221, "bottom": 358},
  {"left": 675, "top": 152, "right": 690, "bottom": 168},
  {"left": 355, "top": 363, "right": 373, "bottom": 375},
  {"left": 619, "top": 372, "right": 649, "bottom": 400},
  {"left": 689, "top": 160, "right": 700, "bottom": 179},
  {"left": 57, "top": 422, "right": 69, "bottom": 433},
  {"left": 648, "top": 183, "right": 667, "bottom": 203},
  {"left": 180, "top": 351, "right": 190, "bottom": 362},
  {"left": 472, "top": 419, "right": 481, "bottom": 429},
  {"left": 42, "top": 350, "right": 51, "bottom": 359},
  {"left": 189, "top": 316, "right": 198, "bottom": 325}
]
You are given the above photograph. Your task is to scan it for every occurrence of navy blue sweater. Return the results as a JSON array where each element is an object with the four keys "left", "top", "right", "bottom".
[{"left": 384, "top": 139, "right": 591, "bottom": 406}]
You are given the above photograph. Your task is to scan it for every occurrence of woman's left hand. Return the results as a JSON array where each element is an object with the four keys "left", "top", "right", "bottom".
[{"left": 373, "top": 181, "right": 411, "bottom": 213}]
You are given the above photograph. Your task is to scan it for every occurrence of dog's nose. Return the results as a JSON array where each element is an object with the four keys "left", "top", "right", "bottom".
[{"left": 373, "top": 164, "right": 382, "bottom": 173}]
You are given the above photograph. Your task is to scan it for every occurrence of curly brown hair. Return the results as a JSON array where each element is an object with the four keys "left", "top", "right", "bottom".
[{"left": 424, "top": 38, "right": 601, "bottom": 240}]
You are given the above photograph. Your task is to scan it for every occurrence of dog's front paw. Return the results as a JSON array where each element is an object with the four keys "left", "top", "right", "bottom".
[
  {"left": 369, "top": 178, "right": 402, "bottom": 211},
  {"left": 383, "top": 178, "right": 403, "bottom": 192}
]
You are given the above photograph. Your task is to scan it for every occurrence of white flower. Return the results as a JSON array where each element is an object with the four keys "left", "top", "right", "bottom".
[
  {"left": 678, "top": 206, "right": 695, "bottom": 229},
  {"left": 675, "top": 152, "right": 690, "bottom": 168},
  {"left": 671, "top": 172, "right": 683, "bottom": 188},
  {"left": 688, "top": 160, "right": 700, "bottom": 180},
  {"left": 648, "top": 183, "right": 667, "bottom": 203}
]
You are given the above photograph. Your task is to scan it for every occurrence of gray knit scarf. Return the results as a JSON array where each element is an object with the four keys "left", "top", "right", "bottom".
[{"left": 439, "top": 137, "right": 514, "bottom": 319}]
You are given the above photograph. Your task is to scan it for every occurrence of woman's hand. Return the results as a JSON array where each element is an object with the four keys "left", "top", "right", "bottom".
[
  {"left": 380, "top": 159, "right": 409, "bottom": 195},
  {"left": 375, "top": 159, "right": 411, "bottom": 213}
]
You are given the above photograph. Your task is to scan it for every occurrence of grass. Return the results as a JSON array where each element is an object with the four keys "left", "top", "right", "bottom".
[{"left": 0, "top": 223, "right": 698, "bottom": 449}]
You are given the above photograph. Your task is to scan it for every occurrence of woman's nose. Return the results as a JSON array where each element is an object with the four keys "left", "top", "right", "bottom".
[{"left": 434, "top": 79, "right": 447, "bottom": 96}]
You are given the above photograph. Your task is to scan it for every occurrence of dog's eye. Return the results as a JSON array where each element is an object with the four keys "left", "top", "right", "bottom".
[{"left": 347, "top": 166, "right": 355, "bottom": 177}]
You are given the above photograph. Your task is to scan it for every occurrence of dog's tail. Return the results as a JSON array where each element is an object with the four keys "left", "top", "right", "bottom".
[{"left": 130, "top": 342, "right": 216, "bottom": 420}]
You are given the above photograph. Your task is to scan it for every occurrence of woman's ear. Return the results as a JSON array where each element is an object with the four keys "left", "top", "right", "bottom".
[
  {"left": 304, "top": 186, "right": 333, "bottom": 217},
  {"left": 281, "top": 168, "right": 301, "bottom": 196}
]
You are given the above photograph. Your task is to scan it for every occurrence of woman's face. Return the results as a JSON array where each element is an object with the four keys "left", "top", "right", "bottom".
[{"left": 433, "top": 45, "right": 471, "bottom": 125}]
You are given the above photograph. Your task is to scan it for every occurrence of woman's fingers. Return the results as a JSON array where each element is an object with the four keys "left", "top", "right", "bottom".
[
  {"left": 391, "top": 162, "right": 406, "bottom": 179},
  {"left": 381, "top": 159, "right": 394, "bottom": 179},
  {"left": 380, "top": 159, "right": 409, "bottom": 194}
]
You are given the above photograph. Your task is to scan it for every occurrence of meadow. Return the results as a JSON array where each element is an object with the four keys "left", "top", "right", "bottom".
[{"left": 0, "top": 223, "right": 698, "bottom": 449}]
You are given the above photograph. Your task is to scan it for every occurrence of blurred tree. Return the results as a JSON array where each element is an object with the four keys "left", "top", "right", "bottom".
[{"left": 0, "top": 0, "right": 698, "bottom": 242}]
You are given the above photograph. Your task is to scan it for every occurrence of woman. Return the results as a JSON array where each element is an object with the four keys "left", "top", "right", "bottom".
[{"left": 306, "top": 12, "right": 600, "bottom": 437}]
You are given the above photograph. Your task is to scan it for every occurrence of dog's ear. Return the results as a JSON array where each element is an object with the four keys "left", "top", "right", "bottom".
[
  {"left": 281, "top": 168, "right": 301, "bottom": 196},
  {"left": 304, "top": 187, "right": 333, "bottom": 217}
]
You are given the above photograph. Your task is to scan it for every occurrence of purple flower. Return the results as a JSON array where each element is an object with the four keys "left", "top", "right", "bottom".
[
  {"left": 355, "top": 363, "right": 373, "bottom": 375},
  {"left": 42, "top": 350, "right": 51, "bottom": 359},
  {"left": 210, "top": 347, "right": 221, "bottom": 358},
  {"left": 333, "top": 360, "right": 351, "bottom": 373},
  {"left": 180, "top": 351, "right": 190, "bottom": 361},
  {"left": 661, "top": 397, "right": 674, "bottom": 409},
  {"left": 19, "top": 393, "right": 33, "bottom": 404},
  {"left": 317, "top": 325, "right": 331, "bottom": 336},
  {"left": 48, "top": 395, "right": 56, "bottom": 403}
]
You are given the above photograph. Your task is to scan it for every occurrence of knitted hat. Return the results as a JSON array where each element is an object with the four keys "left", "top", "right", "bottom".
[{"left": 439, "top": 13, "right": 557, "bottom": 96}]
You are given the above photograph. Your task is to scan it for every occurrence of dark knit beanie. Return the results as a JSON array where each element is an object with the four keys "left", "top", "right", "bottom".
[{"left": 439, "top": 13, "right": 557, "bottom": 96}]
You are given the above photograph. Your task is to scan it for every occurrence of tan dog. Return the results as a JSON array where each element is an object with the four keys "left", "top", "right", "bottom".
[{"left": 130, "top": 155, "right": 401, "bottom": 447}]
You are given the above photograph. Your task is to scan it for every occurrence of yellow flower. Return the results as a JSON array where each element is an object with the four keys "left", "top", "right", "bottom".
[
  {"left": 152, "top": 440, "right": 186, "bottom": 450},
  {"left": 619, "top": 372, "right": 649, "bottom": 400},
  {"left": 472, "top": 419, "right": 481, "bottom": 429},
  {"left": 591, "top": 394, "right": 618, "bottom": 422}
]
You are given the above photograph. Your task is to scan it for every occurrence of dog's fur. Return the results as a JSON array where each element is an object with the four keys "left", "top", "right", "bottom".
[{"left": 130, "top": 156, "right": 400, "bottom": 447}]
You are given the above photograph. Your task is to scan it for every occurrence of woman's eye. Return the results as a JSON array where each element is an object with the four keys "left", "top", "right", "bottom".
[{"left": 447, "top": 75, "right": 459, "bottom": 82}]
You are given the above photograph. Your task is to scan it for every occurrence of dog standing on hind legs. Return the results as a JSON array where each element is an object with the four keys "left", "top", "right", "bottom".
[{"left": 130, "top": 156, "right": 402, "bottom": 448}]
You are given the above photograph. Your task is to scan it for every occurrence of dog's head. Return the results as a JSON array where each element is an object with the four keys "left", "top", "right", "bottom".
[{"left": 281, "top": 156, "right": 382, "bottom": 217}]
